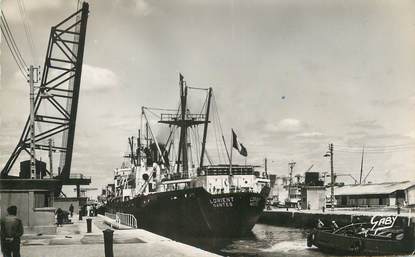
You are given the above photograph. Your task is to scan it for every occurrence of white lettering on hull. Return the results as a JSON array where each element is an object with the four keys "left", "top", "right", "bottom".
[
  {"left": 209, "top": 197, "right": 234, "bottom": 207},
  {"left": 370, "top": 216, "right": 398, "bottom": 235}
]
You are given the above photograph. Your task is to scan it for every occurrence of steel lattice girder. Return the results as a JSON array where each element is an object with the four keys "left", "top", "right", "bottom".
[{"left": 1, "top": 3, "right": 89, "bottom": 180}]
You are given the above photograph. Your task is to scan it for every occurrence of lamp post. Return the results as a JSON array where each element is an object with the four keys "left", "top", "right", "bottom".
[
  {"left": 324, "top": 143, "right": 334, "bottom": 211},
  {"left": 288, "top": 162, "right": 296, "bottom": 203}
]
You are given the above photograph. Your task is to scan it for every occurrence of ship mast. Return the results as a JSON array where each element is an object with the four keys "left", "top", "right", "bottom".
[
  {"left": 177, "top": 74, "right": 188, "bottom": 172},
  {"left": 199, "top": 87, "right": 212, "bottom": 168},
  {"left": 159, "top": 74, "right": 206, "bottom": 173}
]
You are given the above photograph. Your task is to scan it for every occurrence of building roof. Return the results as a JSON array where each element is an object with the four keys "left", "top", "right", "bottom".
[{"left": 334, "top": 181, "right": 415, "bottom": 196}]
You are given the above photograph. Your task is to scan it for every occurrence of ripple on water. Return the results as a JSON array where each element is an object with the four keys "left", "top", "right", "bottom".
[{"left": 261, "top": 239, "right": 309, "bottom": 253}]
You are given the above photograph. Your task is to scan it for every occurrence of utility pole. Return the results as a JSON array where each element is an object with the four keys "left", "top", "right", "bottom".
[
  {"left": 48, "top": 138, "right": 54, "bottom": 178},
  {"left": 329, "top": 143, "right": 334, "bottom": 210},
  {"left": 359, "top": 145, "right": 365, "bottom": 184},
  {"left": 288, "top": 162, "right": 296, "bottom": 201},
  {"left": 264, "top": 157, "right": 268, "bottom": 177},
  {"left": 29, "top": 65, "right": 36, "bottom": 179}
]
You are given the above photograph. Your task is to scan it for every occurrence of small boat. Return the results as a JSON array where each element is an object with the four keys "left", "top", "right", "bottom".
[{"left": 307, "top": 215, "right": 415, "bottom": 255}]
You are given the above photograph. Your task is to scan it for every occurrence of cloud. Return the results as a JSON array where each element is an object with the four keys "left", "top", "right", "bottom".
[
  {"left": 371, "top": 98, "right": 402, "bottom": 108},
  {"left": 347, "top": 130, "right": 369, "bottom": 137},
  {"left": 20, "top": 0, "right": 63, "bottom": 11},
  {"left": 352, "top": 120, "right": 382, "bottom": 130},
  {"left": 295, "top": 132, "right": 324, "bottom": 138},
  {"left": 135, "top": 0, "right": 152, "bottom": 16},
  {"left": 81, "top": 64, "right": 120, "bottom": 92},
  {"left": 344, "top": 133, "right": 412, "bottom": 146},
  {"left": 405, "top": 131, "right": 415, "bottom": 139},
  {"left": 2, "top": 0, "right": 65, "bottom": 22},
  {"left": 266, "top": 118, "right": 305, "bottom": 133},
  {"left": 112, "top": 0, "right": 153, "bottom": 16}
]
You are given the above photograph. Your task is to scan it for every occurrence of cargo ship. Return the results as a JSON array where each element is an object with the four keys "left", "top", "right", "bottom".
[{"left": 102, "top": 74, "right": 270, "bottom": 237}]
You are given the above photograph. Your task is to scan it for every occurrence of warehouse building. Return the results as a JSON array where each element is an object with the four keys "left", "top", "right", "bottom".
[{"left": 335, "top": 181, "right": 415, "bottom": 207}]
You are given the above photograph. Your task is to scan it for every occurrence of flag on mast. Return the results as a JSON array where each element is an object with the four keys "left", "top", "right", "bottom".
[{"left": 232, "top": 129, "right": 248, "bottom": 157}]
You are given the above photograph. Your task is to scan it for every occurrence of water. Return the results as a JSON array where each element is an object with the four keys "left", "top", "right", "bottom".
[
  {"left": 173, "top": 224, "right": 405, "bottom": 257},
  {"left": 169, "top": 224, "right": 326, "bottom": 257},
  {"left": 218, "top": 224, "right": 324, "bottom": 257}
]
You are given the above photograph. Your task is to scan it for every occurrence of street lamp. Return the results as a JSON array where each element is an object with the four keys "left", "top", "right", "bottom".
[{"left": 324, "top": 144, "right": 334, "bottom": 210}]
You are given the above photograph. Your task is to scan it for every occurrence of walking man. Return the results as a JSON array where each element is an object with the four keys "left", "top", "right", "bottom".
[
  {"left": 69, "top": 204, "right": 74, "bottom": 218},
  {"left": 1, "top": 205, "right": 24, "bottom": 257}
]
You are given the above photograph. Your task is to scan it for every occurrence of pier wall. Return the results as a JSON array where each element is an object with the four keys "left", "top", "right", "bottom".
[{"left": 259, "top": 209, "right": 412, "bottom": 229}]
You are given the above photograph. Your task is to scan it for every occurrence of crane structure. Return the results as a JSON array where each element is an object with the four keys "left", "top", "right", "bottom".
[
  {"left": 305, "top": 164, "right": 314, "bottom": 173},
  {"left": 0, "top": 3, "right": 90, "bottom": 196}
]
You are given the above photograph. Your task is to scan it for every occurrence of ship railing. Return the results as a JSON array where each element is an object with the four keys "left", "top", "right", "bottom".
[
  {"left": 161, "top": 172, "right": 190, "bottom": 181},
  {"left": 115, "top": 212, "right": 138, "bottom": 229},
  {"left": 69, "top": 173, "right": 92, "bottom": 180}
]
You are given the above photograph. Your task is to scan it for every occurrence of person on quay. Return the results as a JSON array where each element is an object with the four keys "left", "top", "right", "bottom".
[
  {"left": 56, "top": 208, "right": 64, "bottom": 227},
  {"left": 86, "top": 205, "right": 91, "bottom": 217},
  {"left": 69, "top": 204, "right": 74, "bottom": 218},
  {"left": 0, "top": 205, "right": 24, "bottom": 257}
]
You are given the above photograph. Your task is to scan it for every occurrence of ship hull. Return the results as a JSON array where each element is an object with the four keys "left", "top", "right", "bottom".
[
  {"left": 105, "top": 187, "right": 267, "bottom": 237},
  {"left": 308, "top": 229, "right": 415, "bottom": 255}
]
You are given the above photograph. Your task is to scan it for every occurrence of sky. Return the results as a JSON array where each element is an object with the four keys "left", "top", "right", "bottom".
[{"left": 1, "top": 0, "right": 415, "bottom": 197}]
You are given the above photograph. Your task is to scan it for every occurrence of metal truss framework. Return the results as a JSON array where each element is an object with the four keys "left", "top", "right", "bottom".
[{"left": 1, "top": 3, "right": 89, "bottom": 181}]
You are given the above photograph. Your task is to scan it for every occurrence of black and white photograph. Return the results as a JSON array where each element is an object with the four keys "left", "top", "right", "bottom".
[{"left": 1, "top": 0, "right": 415, "bottom": 256}]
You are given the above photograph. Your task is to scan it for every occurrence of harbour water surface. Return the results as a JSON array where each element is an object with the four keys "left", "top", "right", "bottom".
[{"left": 173, "top": 224, "right": 406, "bottom": 257}]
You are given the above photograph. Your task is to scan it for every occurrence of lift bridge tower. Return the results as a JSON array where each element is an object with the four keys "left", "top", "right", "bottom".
[{"left": 0, "top": 3, "right": 91, "bottom": 198}]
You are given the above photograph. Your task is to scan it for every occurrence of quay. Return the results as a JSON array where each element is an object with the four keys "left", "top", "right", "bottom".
[
  {"left": 20, "top": 214, "right": 221, "bottom": 257},
  {"left": 259, "top": 207, "right": 415, "bottom": 229}
]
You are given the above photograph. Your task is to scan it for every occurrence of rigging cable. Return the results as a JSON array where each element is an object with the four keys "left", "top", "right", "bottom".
[
  {"left": 195, "top": 126, "right": 201, "bottom": 164},
  {"left": 188, "top": 128, "right": 195, "bottom": 168},
  {"left": 0, "top": 25, "right": 27, "bottom": 79},
  {"left": 145, "top": 108, "right": 161, "bottom": 119},
  {"left": 205, "top": 149, "right": 213, "bottom": 165},
  {"left": 188, "top": 86, "right": 209, "bottom": 91},
  {"left": 191, "top": 127, "right": 200, "bottom": 166},
  {"left": 193, "top": 91, "right": 208, "bottom": 165},
  {"left": 16, "top": 0, "right": 37, "bottom": 62},
  {"left": 0, "top": 12, "right": 28, "bottom": 78},
  {"left": 212, "top": 107, "right": 223, "bottom": 164},
  {"left": 334, "top": 143, "right": 415, "bottom": 153},
  {"left": 335, "top": 143, "right": 415, "bottom": 149},
  {"left": 144, "top": 107, "right": 177, "bottom": 112},
  {"left": 0, "top": 11, "right": 28, "bottom": 69},
  {"left": 213, "top": 94, "right": 229, "bottom": 162}
]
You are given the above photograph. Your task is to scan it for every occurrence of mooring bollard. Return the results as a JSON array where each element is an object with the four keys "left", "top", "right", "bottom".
[
  {"left": 79, "top": 210, "right": 83, "bottom": 221},
  {"left": 86, "top": 218, "right": 92, "bottom": 233},
  {"left": 103, "top": 229, "right": 114, "bottom": 257}
]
